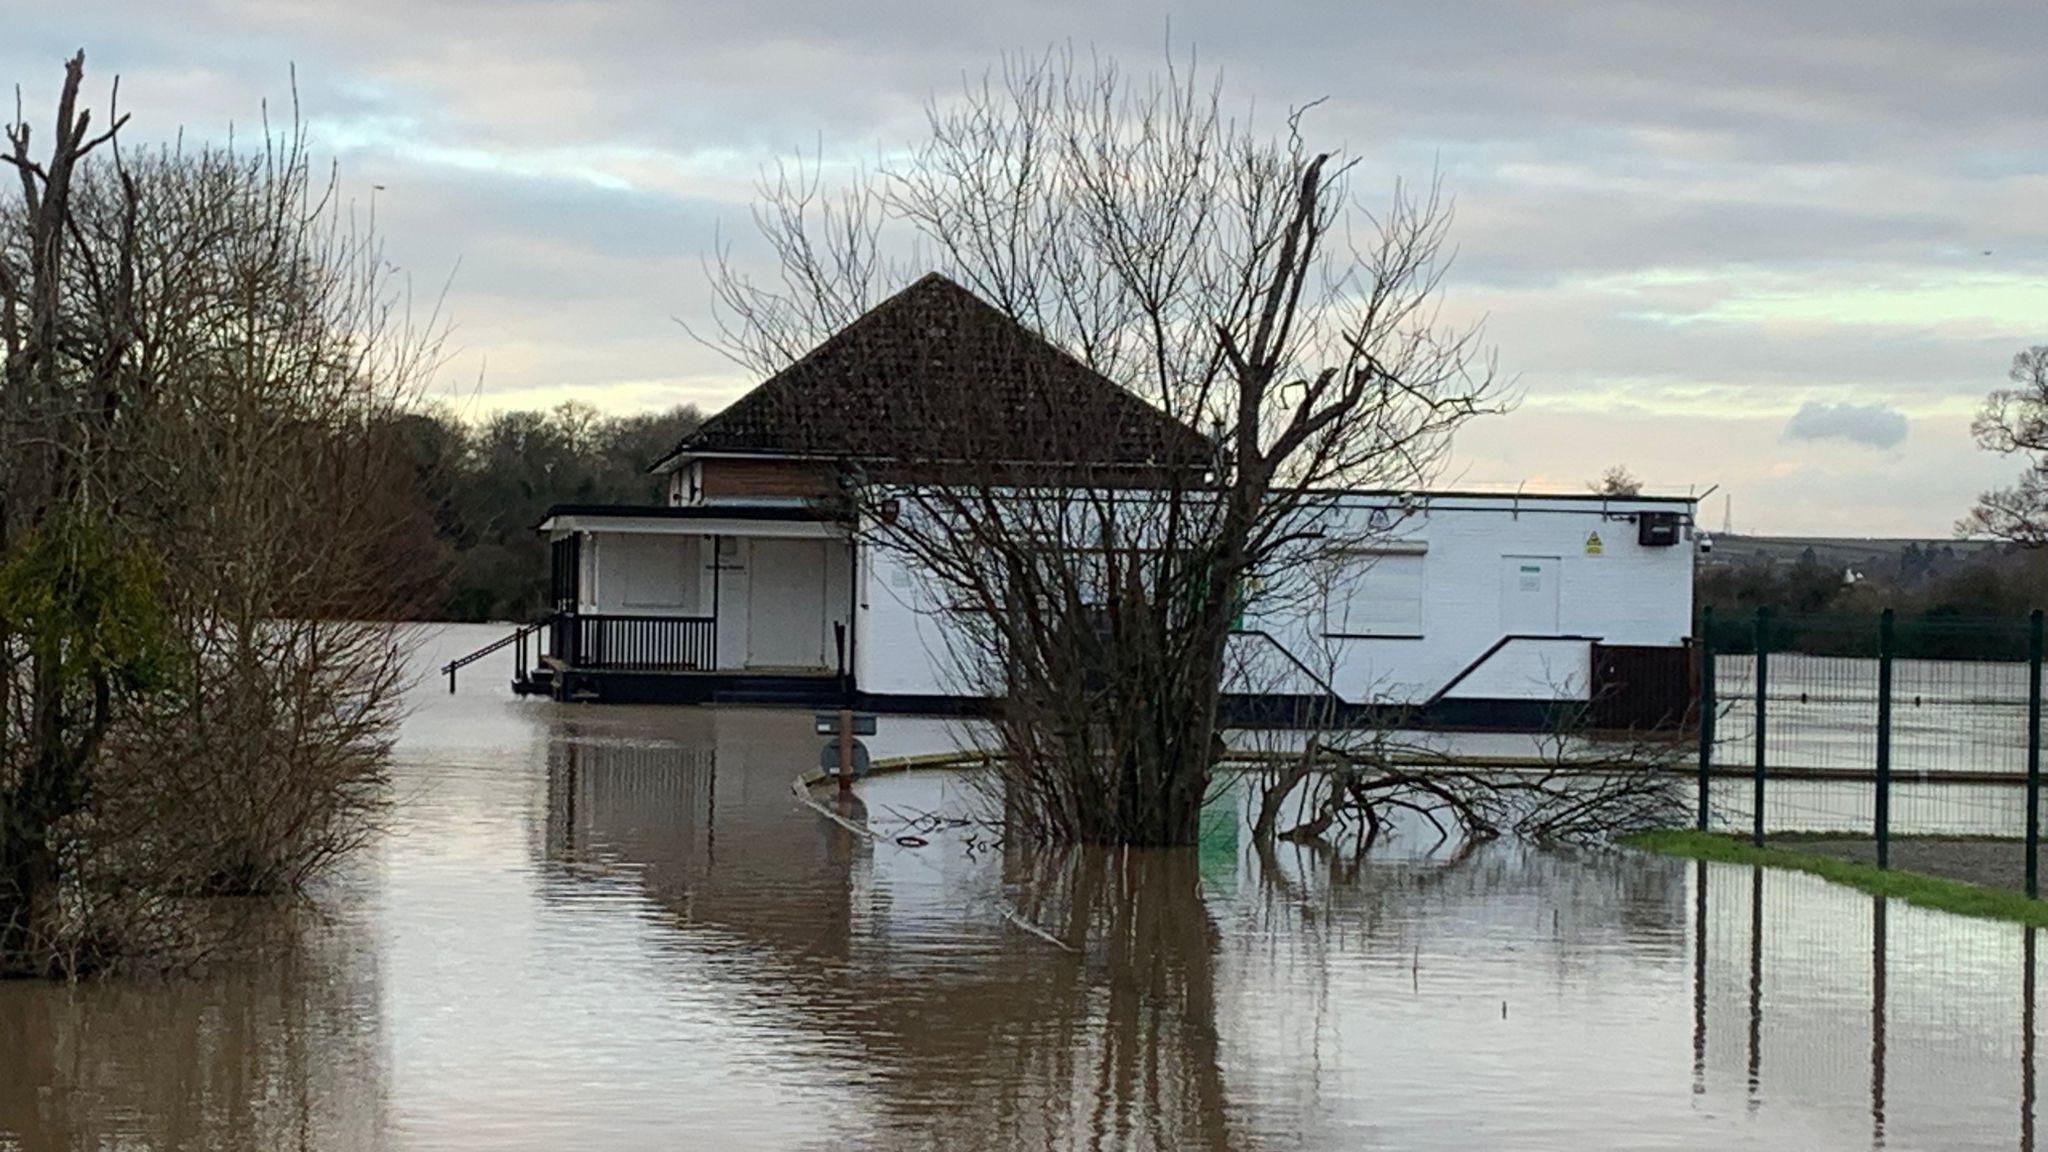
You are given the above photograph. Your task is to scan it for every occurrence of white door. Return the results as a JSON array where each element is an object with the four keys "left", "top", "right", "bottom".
[
  {"left": 747, "top": 539, "right": 827, "bottom": 668},
  {"left": 1500, "top": 556, "right": 1561, "bottom": 635}
]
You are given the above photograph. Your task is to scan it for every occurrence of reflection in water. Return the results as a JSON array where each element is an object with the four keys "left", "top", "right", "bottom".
[
  {"left": 1695, "top": 860, "right": 2039, "bottom": 1152},
  {"left": 543, "top": 722, "right": 1237, "bottom": 1150},
  {"left": 1871, "top": 895, "right": 1886, "bottom": 1149},
  {"left": 1749, "top": 864, "right": 1764, "bottom": 1108},
  {"left": 4, "top": 626, "right": 2048, "bottom": 1151},
  {"left": 2029, "top": 928, "right": 2039, "bottom": 1152},
  {"left": 984, "top": 848, "right": 1235, "bottom": 1151},
  {"left": 0, "top": 901, "right": 383, "bottom": 1150},
  {"left": 1694, "top": 858, "right": 1708, "bottom": 1097}
]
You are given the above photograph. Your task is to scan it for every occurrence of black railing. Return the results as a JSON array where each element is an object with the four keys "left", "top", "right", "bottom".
[
  {"left": 442, "top": 613, "right": 559, "bottom": 693},
  {"left": 552, "top": 613, "right": 716, "bottom": 671}
]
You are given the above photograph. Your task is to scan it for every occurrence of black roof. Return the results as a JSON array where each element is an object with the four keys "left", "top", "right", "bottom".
[{"left": 659, "top": 274, "right": 1210, "bottom": 471}]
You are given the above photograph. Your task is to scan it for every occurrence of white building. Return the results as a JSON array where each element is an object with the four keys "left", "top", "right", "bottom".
[
  {"left": 857, "top": 491, "right": 1696, "bottom": 728},
  {"left": 494, "top": 275, "right": 1697, "bottom": 730}
]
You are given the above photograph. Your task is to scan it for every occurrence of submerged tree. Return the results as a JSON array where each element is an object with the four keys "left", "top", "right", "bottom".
[
  {"left": 699, "top": 49, "right": 1500, "bottom": 845},
  {"left": 0, "top": 56, "right": 443, "bottom": 975}
]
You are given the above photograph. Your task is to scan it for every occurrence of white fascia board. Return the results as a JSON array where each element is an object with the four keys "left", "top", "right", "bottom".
[
  {"left": 539, "top": 514, "right": 844, "bottom": 539},
  {"left": 650, "top": 449, "right": 819, "bottom": 474},
  {"left": 1345, "top": 492, "right": 1699, "bottom": 517}
]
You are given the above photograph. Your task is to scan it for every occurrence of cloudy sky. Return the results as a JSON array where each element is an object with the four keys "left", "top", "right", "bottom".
[{"left": 10, "top": 2, "right": 2044, "bottom": 536}]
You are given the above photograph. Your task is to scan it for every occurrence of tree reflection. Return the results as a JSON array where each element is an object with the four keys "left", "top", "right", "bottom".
[
  {"left": 989, "top": 844, "right": 1238, "bottom": 1152},
  {"left": 0, "top": 908, "right": 383, "bottom": 1150},
  {"left": 540, "top": 724, "right": 1238, "bottom": 1151}
]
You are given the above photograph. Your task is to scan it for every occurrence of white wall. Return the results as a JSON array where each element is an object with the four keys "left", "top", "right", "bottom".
[
  {"left": 857, "top": 494, "right": 1695, "bottom": 706},
  {"left": 1241, "top": 496, "right": 1693, "bottom": 703},
  {"left": 687, "top": 534, "right": 855, "bottom": 671},
  {"left": 736, "top": 538, "right": 856, "bottom": 670},
  {"left": 822, "top": 537, "right": 855, "bottom": 672},
  {"left": 565, "top": 522, "right": 854, "bottom": 671},
  {"left": 711, "top": 536, "right": 749, "bottom": 664},
  {"left": 857, "top": 543, "right": 970, "bottom": 696},
  {"left": 587, "top": 534, "right": 702, "bottom": 614}
]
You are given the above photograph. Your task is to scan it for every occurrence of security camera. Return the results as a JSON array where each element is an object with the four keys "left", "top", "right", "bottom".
[{"left": 1696, "top": 532, "right": 1714, "bottom": 555}]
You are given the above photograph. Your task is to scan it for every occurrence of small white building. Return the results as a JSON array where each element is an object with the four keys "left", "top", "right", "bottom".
[
  {"left": 506, "top": 275, "right": 1697, "bottom": 730},
  {"left": 856, "top": 491, "right": 1696, "bottom": 728}
]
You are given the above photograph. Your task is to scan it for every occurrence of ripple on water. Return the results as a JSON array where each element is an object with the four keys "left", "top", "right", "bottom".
[{"left": 1, "top": 626, "right": 2041, "bottom": 1151}]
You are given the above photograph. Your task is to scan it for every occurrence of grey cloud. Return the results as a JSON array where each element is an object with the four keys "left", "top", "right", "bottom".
[
  {"left": 20, "top": 0, "right": 2048, "bottom": 160},
  {"left": 1781, "top": 401, "right": 1910, "bottom": 449},
  {"left": 8, "top": 0, "right": 2043, "bottom": 535}
]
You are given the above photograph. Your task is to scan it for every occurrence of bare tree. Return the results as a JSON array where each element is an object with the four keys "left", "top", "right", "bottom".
[
  {"left": 0, "top": 56, "right": 443, "bottom": 976},
  {"left": 1237, "top": 640, "right": 1689, "bottom": 851},
  {"left": 1965, "top": 345, "right": 2048, "bottom": 543},
  {"left": 700, "top": 49, "right": 1502, "bottom": 846},
  {"left": 1591, "top": 464, "right": 1642, "bottom": 497}
]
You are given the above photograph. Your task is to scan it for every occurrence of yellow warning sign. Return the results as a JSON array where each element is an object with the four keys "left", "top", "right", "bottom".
[{"left": 1584, "top": 532, "right": 1603, "bottom": 555}]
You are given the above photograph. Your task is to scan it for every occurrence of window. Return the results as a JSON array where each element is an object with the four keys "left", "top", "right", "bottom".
[{"left": 1322, "top": 550, "right": 1425, "bottom": 638}]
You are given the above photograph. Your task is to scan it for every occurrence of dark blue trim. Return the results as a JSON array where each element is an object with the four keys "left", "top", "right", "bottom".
[
  {"left": 851, "top": 691, "right": 1572, "bottom": 732},
  {"left": 524, "top": 671, "right": 1579, "bottom": 731},
  {"left": 1423, "top": 634, "right": 1602, "bottom": 706},
  {"left": 529, "top": 668, "right": 850, "bottom": 708}
]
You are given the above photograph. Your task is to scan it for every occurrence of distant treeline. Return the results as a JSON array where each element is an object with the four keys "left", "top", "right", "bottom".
[
  {"left": 408, "top": 410, "right": 2048, "bottom": 631},
  {"left": 1697, "top": 542, "right": 2048, "bottom": 658},
  {"left": 394, "top": 402, "right": 704, "bottom": 621}
]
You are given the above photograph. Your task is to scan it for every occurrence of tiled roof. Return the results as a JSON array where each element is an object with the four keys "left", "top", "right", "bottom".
[{"left": 662, "top": 274, "right": 1210, "bottom": 471}]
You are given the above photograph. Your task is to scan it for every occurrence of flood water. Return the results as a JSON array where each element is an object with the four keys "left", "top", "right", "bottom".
[{"left": 2, "top": 624, "right": 2041, "bottom": 1150}]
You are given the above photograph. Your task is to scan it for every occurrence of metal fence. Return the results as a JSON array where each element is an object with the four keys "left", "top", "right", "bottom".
[{"left": 1696, "top": 607, "right": 2046, "bottom": 896}]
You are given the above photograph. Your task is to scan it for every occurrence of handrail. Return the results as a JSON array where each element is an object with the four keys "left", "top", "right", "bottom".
[
  {"left": 441, "top": 613, "right": 558, "bottom": 692},
  {"left": 1423, "top": 633, "right": 1601, "bottom": 707},
  {"left": 1230, "top": 629, "right": 1349, "bottom": 706},
  {"left": 558, "top": 613, "right": 716, "bottom": 670}
]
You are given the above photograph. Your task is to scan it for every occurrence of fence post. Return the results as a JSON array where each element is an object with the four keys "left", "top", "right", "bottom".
[
  {"left": 1698, "top": 607, "right": 1716, "bottom": 831},
  {"left": 1753, "top": 607, "right": 1771, "bottom": 849},
  {"left": 1875, "top": 608, "right": 1894, "bottom": 871},
  {"left": 2028, "top": 609, "right": 2042, "bottom": 900}
]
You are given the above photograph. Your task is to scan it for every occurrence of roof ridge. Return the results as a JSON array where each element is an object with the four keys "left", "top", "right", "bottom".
[
  {"left": 662, "top": 274, "right": 966, "bottom": 462},
  {"left": 655, "top": 272, "right": 1208, "bottom": 471}
]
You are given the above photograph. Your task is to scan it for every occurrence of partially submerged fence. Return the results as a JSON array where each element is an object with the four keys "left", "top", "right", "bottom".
[{"left": 1696, "top": 607, "right": 2045, "bottom": 895}]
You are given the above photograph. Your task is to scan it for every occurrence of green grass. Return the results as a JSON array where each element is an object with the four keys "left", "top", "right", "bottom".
[{"left": 1623, "top": 828, "right": 2048, "bottom": 928}]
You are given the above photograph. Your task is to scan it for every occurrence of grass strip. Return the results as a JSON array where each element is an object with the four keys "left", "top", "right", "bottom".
[{"left": 1623, "top": 828, "right": 2048, "bottom": 929}]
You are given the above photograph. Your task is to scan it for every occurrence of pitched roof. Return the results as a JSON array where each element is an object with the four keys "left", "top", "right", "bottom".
[{"left": 660, "top": 274, "right": 1210, "bottom": 472}]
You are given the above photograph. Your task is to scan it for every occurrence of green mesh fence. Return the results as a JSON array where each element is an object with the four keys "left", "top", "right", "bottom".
[{"left": 1696, "top": 609, "right": 2045, "bottom": 894}]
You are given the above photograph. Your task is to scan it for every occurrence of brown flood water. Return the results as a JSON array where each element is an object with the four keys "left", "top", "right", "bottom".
[{"left": 2, "top": 624, "right": 2043, "bottom": 1150}]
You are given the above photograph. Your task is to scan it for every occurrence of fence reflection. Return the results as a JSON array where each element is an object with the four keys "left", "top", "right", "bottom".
[{"left": 1693, "top": 861, "right": 2039, "bottom": 1150}]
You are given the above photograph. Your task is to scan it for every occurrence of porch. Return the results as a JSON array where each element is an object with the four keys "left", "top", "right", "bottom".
[{"left": 456, "top": 504, "right": 858, "bottom": 705}]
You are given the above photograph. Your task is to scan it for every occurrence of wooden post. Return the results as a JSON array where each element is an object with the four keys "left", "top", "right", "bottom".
[{"left": 837, "top": 707, "right": 854, "bottom": 798}]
